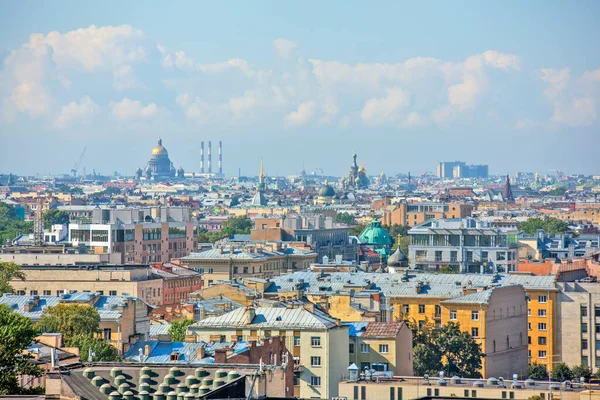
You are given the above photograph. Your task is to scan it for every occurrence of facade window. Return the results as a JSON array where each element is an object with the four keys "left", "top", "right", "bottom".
[
  {"left": 583, "top": 323, "right": 588, "bottom": 333},
  {"left": 311, "top": 336, "right": 321, "bottom": 347},
  {"left": 528, "top": 336, "right": 531, "bottom": 344},
  {"left": 538, "top": 295, "right": 547, "bottom": 303},
  {"left": 538, "top": 309, "right": 547, "bottom": 317},
  {"left": 103, "top": 328, "right": 112, "bottom": 341},
  {"left": 595, "top": 307, "right": 600, "bottom": 317},
  {"left": 581, "top": 306, "right": 588, "bottom": 317},
  {"left": 30, "top": 290, "right": 38, "bottom": 295},
  {"left": 43, "top": 290, "right": 51, "bottom": 295},
  {"left": 528, "top": 323, "right": 531, "bottom": 331},
  {"left": 472, "top": 311, "right": 479, "bottom": 321},
  {"left": 310, "top": 376, "right": 321, "bottom": 386},
  {"left": 528, "top": 309, "right": 531, "bottom": 316},
  {"left": 310, "top": 356, "right": 321, "bottom": 367},
  {"left": 349, "top": 343, "right": 355, "bottom": 353},
  {"left": 294, "top": 336, "right": 301, "bottom": 346},
  {"left": 471, "top": 328, "right": 479, "bottom": 338},
  {"left": 109, "top": 290, "right": 117, "bottom": 296},
  {"left": 361, "top": 343, "right": 370, "bottom": 353},
  {"left": 583, "top": 339, "right": 588, "bottom": 350},
  {"left": 538, "top": 323, "right": 547, "bottom": 331},
  {"left": 538, "top": 350, "right": 547, "bottom": 358},
  {"left": 596, "top": 324, "right": 600, "bottom": 334},
  {"left": 379, "top": 344, "right": 389, "bottom": 353},
  {"left": 538, "top": 336, "right": 547, "bottom": 345},
  {"left": 418, "top": 304, "right": 425, "bottom": 314},
  {"left": 402, "top": 304, "right": 409, "bottom": 314}
]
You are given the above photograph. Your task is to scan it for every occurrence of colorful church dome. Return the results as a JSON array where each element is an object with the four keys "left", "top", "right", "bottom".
[
  {"left": 358, "top": 218, "right": 392, "bottom": 246},
  {"left": 151, "top": 138, "right": 169, "bottom": 157}
]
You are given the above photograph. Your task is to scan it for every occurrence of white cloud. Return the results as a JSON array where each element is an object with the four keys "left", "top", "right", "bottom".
[
  {"left": 360, "top": 88, "right": 410, "bottom": 125},
  {"left": 54, "top": 96, "right": 99, "bottom": 128},
  {"left": 109, "top": 98, "right": 160, "bottom": 120},
  {"left": 229, "top": 90, "right": 260, "bottom": 119},
  {"left": 285, "top": 101, "right": 316, "bottom": 126},
  {"left": 113, "top": 65, "right": 137, "bottom": 90},
  {"left": 273, "top": 38, "right": 297, "bottom": 60},
  {"left": 538, "top": 67, "right": 600, "bottom": 127}
]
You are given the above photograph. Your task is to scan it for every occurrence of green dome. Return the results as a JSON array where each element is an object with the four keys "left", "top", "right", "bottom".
[
  {"left": 319, "top": 184, "right": 335, "bottom": 197},
  {"left": 359, "top": 218, "right": 392, "bottom": 246}
]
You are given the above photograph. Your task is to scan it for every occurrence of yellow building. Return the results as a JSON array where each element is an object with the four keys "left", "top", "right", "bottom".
[
  {"left": 187, "top": 305, "right": 348, "bottom": 400},
  {"left": 348, "top": 321, "right": 413, "bottom": 376}
]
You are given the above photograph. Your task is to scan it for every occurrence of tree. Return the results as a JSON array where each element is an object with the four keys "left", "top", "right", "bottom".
[
  {"left": 68, "top": 334, "right": 118, "bottom": 362},
  {"left": 36, "top": 304, "right": 100, "bottom": 342},
  {"left": 519, "top": 217, "right": 568, "bottom": 235},
  {"left": 406, "top": 319, "right": 484, "bottom": 378},
  {"left": 220, "top": 216, "right": 252, "bottom": 236},
  {"left": 551, "top": 362, "right": 574, "bottom": 382},
  {"left": 385, "top": 224, "right": 410, "bottom": 240},
  {"left": 571, "top": 365, "right": 592, "bottom": 381},
  {"left": 335, "top": 212, "right": 355, "bottom": 225},
  {"left": 350, "top": 224, "right": 365, "bottom": 237},
  {"left": 397, "top": 236, "right": 410, "bottom": 256},
  {"left": 439, "top": 265, "right": 459, "bottom": 274},
  {"left": 0, "top": 203, "right": 33, "bottom": 244},
  {"left": 168, "top": 320, "right": 196, "bottom": 342},
  {"left": 0, "top": 304, "right": 42, "bottom": 395},
  {"left": 43, "top": 209, "right": 70, "bottom": 229},
  {"left": 528, "top": 362, "right": 548, "bottom": 380},
  {"left": 0, "top": 261, "right": 26, "bottom": 294}
]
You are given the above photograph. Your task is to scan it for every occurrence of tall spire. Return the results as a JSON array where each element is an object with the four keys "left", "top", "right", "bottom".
[
  {"left": 258, "top": 158, "right": 265, "bottom": 190},
  {"left": 503, "top": 174, "right": 515, "bottom": 202}
]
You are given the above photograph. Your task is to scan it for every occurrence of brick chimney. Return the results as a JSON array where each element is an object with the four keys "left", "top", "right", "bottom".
[
  {"left": 214, "top": 348, "right": 227, "bottom": 363},
  {"left": 244, "top": 306, "right": 256, "bottom": 325},
  {"left": 197, "top": 346, "right": 205, "bottom": 359}
]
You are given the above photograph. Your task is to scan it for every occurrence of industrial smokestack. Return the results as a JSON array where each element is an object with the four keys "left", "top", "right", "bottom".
[
  {"left": 200, "top": 141, "right": 204, "bottom": 173},
  {"left": 218, "top": 141, "right": 222, "bottom": 175},
  {"left": 207, "top": 141, "right": 212, "bottom": 174}
]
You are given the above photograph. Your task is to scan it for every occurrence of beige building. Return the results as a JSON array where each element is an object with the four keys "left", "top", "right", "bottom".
[
  {"left": 188, "top": 305, "right": 348, "bottom": 399},
  {"left": 0, "top": 292, "right": 150, "bottom": 354},
  {"left": 180, "top": 245, "right": 316, "bottom": 287},
  {"left": 338, "top": 376, "right": 595, "bottom": 400},
  {"left": 11, "top": 265, "right": 164, "bottom": 306},
  {"left": 349, "top": 322, "right": 413, "bottom": 376},
  {"left": 556, "top": 281, "right": 600, "bottom": 370}
]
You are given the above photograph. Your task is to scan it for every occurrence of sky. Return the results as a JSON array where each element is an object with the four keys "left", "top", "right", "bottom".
[{"left": 1, "top": 1, "right": 599, "bottom": 177}]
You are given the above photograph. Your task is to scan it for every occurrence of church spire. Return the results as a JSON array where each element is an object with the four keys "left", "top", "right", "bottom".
[{"left": 503, "top": 174, "right": 515, "bottom": 202}]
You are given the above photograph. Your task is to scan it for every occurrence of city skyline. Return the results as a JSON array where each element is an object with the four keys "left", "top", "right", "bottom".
[{"left": 1, "top": 1, "right": 600, "bottom": 176}]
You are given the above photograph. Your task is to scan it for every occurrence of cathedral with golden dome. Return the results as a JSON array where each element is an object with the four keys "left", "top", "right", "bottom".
[
  {"left": 136, "top": 138, "right": 177, "bottom": 180},
  {"left": 343, "top": 153, "right": 370, "bottom": 190}
]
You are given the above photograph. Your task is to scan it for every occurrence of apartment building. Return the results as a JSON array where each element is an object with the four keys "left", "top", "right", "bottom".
[
  {"left": 347, "top": 322, "right": 413, "bottom": 376},
  {"left": 61, "top": 205, "right": 197, "bottom": 264},
  {"left": 381, "top": 201, "right": 474, "bottom": 227},
  {"left": 0, "top": 292, "right": 150, "bottom": 354},
  {"left": 408, "top": 218, "right": 519, "bottom": 272},
  {"left": 264, "top": 270, "right": 557, "bottom": 373},
  {"left": 180, "top": 245, "right": 316, "bottom": 287},
  {"left": 440, "top": 285, "right": 529, "bottom": 378},
  {"left": 10, "top": 264, "right": 201, "bottom": 306},
  {"left": 556, "top": 282, "right": 600, "bottom": 370},
  {"left": 188, "top": 305, "right": 348, "bottom": 399}
]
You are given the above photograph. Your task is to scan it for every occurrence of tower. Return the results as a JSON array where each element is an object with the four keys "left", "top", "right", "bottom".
[
  {"left": 503, "top": 174, "right": 515, "bottom": 202},
  {"left": 218, "top": 140, "right": 223, "bottom": 175},
  {"left": 258, "top": 158, "right": 265, "bottom": 189},
  {"left": 33, "top": 197, "right": 44, "bottom": 246},
  {"left": 207, "top": 141, "right": 212, "bottom": 174},
  {"left": 200, "top": 141, "right": 204, "bottom": 173}
]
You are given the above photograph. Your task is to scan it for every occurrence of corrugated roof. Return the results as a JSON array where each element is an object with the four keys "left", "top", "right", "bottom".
[
  {"left": 440, "top": 288, "right": 494, "bottom": 305},
  {"left": 189, "top": 306, "right": 340, "bottom": 330},
  {"left": 124, "top": 340, "right": 248, "bottom": 364}
]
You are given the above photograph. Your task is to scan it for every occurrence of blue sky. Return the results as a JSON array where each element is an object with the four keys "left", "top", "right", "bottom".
[{"left": 1, "top": 1, "right": 599, "bottom": 177}]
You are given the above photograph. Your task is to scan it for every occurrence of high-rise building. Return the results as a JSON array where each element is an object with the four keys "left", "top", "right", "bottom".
[{"left": 437, "top": 161, "right": 489, "bottom": 179}]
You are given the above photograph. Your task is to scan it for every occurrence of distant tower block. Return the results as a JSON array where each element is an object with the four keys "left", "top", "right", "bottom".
[
  {"left": 207, "top": 141, "right": 212, "bottom": 174},
  {"left": 200, "top": 141, "right": 204, "bottom": 173},
  {"left": 218, "top": 141, "right": 223, "bottom": 175}
]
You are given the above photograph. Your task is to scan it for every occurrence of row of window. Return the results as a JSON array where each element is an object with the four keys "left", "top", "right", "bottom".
[
  {"left": 528, "top": 309, "right": 547, "bottom": 317},
  {"left": 528, "top": 323, "right": 547, "bottom": 331},
  {"left": 348, "top": 343, "right": 389, "bottom": 354},
  {"left": 24, "top": 289, "right": 119, "bottom": 296},
  {"left": 580, "top": 305, "right": 600, "bottom": 317}
]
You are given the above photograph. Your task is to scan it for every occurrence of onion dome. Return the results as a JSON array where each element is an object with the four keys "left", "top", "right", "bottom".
[
  {"left": 152, "top": 138, "right": 169, "bottom": 157},
  {"left": 387, "top": 246, "right": 408, "bottom": 266}
]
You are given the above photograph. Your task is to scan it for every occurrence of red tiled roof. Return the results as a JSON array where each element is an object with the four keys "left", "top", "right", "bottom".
[{"left": 362, "top": 322, "right": 406, "bottom": 338}]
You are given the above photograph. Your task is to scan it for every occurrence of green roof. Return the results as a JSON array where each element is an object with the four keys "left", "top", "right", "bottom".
[{"left": 359, "top": 218, "right": 392, "bottom": 246}]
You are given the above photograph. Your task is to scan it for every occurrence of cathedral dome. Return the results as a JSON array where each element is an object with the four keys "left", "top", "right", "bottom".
[
  {"left": 151, "top": 138, "right": 168, "bottom": 157},
  {"left": 359, "top": 218, "right": 393, "bottom": 246},
  {"left": 319, "top": 183, "right": 335, "bottom": 197}
]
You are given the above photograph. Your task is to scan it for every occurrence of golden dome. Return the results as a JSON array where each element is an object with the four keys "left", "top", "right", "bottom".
[{"left": 152, "top": 138, "right": 168, "bottom": 156}]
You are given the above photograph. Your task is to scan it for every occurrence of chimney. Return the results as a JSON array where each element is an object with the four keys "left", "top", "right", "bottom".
[
  {"left": 462, "top": 286, "right": 467, "bottom": 296},
  {"left": 214, "top": 348, "right": 227, "bottom": 364},
  {"left": 197, "top": 347, "right": 205, "bottom": 359},
  {"left": 218, "top": 141, "right": 222, "bottom": 175},
  {"left": 144, "top": 344, "right": 151, "bottom": 356},
  {"left": 207, "top": 141, "right": 212, "bottom": 174},
  {"left": 244, "top": 306, "right": 256, "bottom": 324},
  {"left": 200, "top": 141, "right": 204, "bottom": 173}
]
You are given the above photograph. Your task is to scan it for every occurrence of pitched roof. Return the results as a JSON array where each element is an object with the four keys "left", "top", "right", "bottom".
[
  {"left": 362, "top": 322, "right": 406, "bottom": 338},
  {"left": 440, "top": 288, "right": 494, "bottom": 305},
  {"left": 189, "top": 306, "right": 340, "bottom": 330}
]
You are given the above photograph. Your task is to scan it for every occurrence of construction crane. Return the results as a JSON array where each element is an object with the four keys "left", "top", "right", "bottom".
[{"left": 71, "top": 147, "right": 87, "bottom": 177}]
